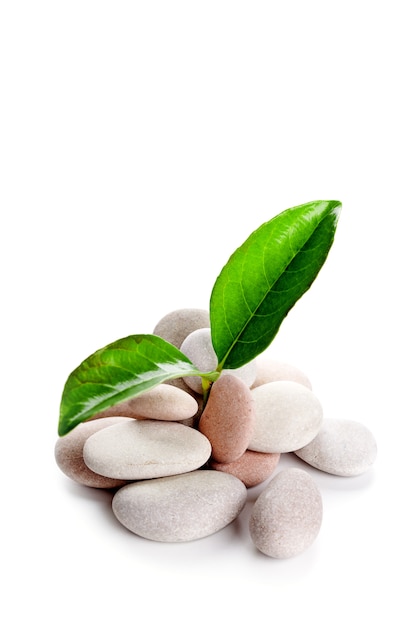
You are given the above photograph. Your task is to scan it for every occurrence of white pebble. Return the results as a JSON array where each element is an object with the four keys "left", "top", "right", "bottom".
[
  {"left": 112, "top": 470, "right": 247, "bottom": 542},
  {"left": 294, "top": 418, "right": 377, "bottom": 476},
  {"left": 83, "top": 420, "right": 211, "bottom": 480},
  {"left": 249, "top": 380, "right": 323, "bottom": 453}
]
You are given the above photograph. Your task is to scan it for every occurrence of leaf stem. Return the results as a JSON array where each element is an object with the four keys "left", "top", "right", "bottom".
[{"left": 200, "top": 369, "right": 221, "bottom": 406}]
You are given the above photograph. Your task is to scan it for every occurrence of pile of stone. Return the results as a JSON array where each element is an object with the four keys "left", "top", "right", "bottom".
[{"left": 55, "top": 308, "right": 377, "bottom": 559}]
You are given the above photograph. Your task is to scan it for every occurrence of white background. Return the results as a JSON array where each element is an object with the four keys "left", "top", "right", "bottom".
[{"left": 1, "top": 1, "right": 416, "bottom": 624}]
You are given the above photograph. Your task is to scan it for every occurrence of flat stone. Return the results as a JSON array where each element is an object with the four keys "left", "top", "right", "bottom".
[
  {"left": 83, "top": 419, "right": 212, "bottom": 480},
  {"left": 163, "top": 377, "right": 204, "bottom": 425},
  {"left": 252, "top": 357, "right": 312, "bottom": 389},
  {"left": 294, "top": 418, "right": 377, "bottom": 476},
  {"left": 112, "top": 470, "right": 247, "bottom": 542},
  {"left": 249, "top": 381, "right": 323, "bottom": 453},
  {"left": 180, "top": 327, "right": 257, "bottom": 394},
  {"left": 249, "top": 467, "right": 323, "bottom": 558},
  {"left": 210, "top": 450, "right": 280, "bottom": 487},
  {"left": 91, "top": 383, "right": 198, "bottom": 421},
  {"left": 153, "top": 308, "right": 210, "bottom": 348},
  {"left": 54, "top": 417, "right": 131, "bottom": 488},
  {"left": 198, "top": 374, "right": 255, "bottom": 463}
]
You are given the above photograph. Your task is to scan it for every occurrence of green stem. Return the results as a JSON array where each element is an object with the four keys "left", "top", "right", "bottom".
[{"left": 200, "top": 369, "right": 221, "bottom": 407}]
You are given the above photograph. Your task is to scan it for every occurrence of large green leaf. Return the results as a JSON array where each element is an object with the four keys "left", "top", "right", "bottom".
[
  {"left": 58, "top": 334, "right": 212, "bottom": 436},
  {"left": 210, "top": 200, "right": 342, "bottom": 370}
]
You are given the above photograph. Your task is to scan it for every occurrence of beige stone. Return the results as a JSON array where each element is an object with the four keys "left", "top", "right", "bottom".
[
  {"left": 251, "top": 357, "right": 312, "bottom": 389},
  {"left": 249, "top": 467, "right": 323, "bottom": 558},
  {"left": 91, "top": 383, "right": 199, "bottom": 422},
  {"left": 54, "top": 417, "right": 130, "bottom": 488},
  {"left": 153, "top": 308, "right": 210, "bottom": 348}
]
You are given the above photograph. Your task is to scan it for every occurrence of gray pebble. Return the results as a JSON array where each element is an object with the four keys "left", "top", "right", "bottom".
[
  {"left": 112, "top": 470, "right": 247, "bottom": 542},
  {"left": 294, "top": 418, "right": 377, "bottom": 476},
  {"left": 153, "top": 308, "right": 210, "bottom": 348},
  {"left": 249, "top": 467, "right": 323, "bottom": 558},
  {"left": 180, "top": 327, "right": 257, "bottom": 394},
  {"left": 83, "top": 420, "right": 212, "bottom": 480}
]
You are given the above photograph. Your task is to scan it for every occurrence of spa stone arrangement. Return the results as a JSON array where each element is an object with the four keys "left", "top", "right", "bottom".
[{"left": 55, "top": 202, "right": 377, "bottom": 559}]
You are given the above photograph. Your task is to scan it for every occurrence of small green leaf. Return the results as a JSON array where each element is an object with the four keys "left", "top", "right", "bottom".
[
  {"left": 58, "top": 334, "right": 212, "bottom": 436},
  {"left": 210, "top": 200, "right": 342, "bottom": 370}
]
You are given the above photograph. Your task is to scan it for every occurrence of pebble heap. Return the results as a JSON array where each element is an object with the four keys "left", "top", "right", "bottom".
[{"left": 55, "top": 308, "right": 378, "bottom": 559}]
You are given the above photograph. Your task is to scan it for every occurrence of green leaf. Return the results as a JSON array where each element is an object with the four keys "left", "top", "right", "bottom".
[
  {"left": 210, "top": 200, "right": 342, "bottom": 370},
  {"left": 58, "top": 334, "right": 212, "bottom": 436}
]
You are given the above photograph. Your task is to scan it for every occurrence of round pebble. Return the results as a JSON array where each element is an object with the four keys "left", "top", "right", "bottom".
[
  {"left": 252, "top": 357, "right": 312, "bottom": 389},
  {"left": 54, "top": 417, "right": 131, "bottom": 488},
  {"left": 91, "top": 383, "right": 198, "bottom": 422},
  {"left": 198, "top": 374, "right": 255, "bottom": 463},
  {"left": 210, "top": 450, "right": 281, "bottom": 487},
  {"left": 294, "top": 418, "right": 377, "bottom": 476},
  {"left": 112, "top": 470, "right": 247, "bottom": 542},
  {"left": 153, "top": 308, "right": 210, "bottom": 348},
  {"left": 249, "top": 380, "right": 323, "bottom": 453},
  {"left": 83, "top": 420, "right": 212, "bottom": 480},
  {"left": 180, "top": 327, "right": 257, "bottom": 394},
  {"left": 249, "top": 467, "right": 323, "bottom": 558}
]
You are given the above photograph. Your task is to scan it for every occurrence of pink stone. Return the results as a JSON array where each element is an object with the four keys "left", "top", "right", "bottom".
[
  {"left": 210, "top": 450, "right": 281, "bottom": 488},
  {"left": 54, "top": 417, "right": 131, "bottom": 488},
  {"left": 198, "top": 374, "right": 255, "bottom": 463}
]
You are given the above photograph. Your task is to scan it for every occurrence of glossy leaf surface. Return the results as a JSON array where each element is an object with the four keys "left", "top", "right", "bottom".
[
  {"left": 210, "top": 200, "right": 342, "bottom": 370},
  {"left": 58, "top": 334, "right": 210, "bottom": 435}
]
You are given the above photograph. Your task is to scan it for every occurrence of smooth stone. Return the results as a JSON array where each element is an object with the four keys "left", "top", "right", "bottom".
[
  {"left": 153, "top": 308, "right": 210, "bottom": 348},
  {"left": 198, "top": 374, "right": 255, "bottom": 463},
  {"left": 180, "top": 327, "right": 257, "bottom": 394},
  {"left": 163, "top": 377, "right": 204, "bottom": 425},
  {"left": 249, "top": 467, "right": 323, "bottom": 558},
  {"left": 251, "top": 357, "right": 312, "bottom": 389},
  {"left": 112, "top": 470, "right": 247, "bottom": 542},
  {"left": 83, "top": 420, "right": 212, "bottom": 480},
  {"left": 249, "top": 380, "right": 323, "bottom": 453},
  {"left": 294, "top": 418, "right": 377, "bottom": 476},
  {"left": 91, "top": 383, "right": 198, "bottom": 422},
  {"left": 54, "top": 417, "right": 131, "bottom": 488},
  {"left": 210, "top": 450, "right": 281, "bottom": 488}
]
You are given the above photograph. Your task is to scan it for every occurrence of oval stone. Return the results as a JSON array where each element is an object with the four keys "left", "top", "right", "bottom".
[
  {"left": 112, "top": 470, "right": 247, "bottom": 541},
  {"left": 252, "top": 357, "right": 312, "bottom": 390},
  {"left": 199, "top": 374, "right": 255, "bottom": 463},
  {"left": 249, "top": 467, "right": 323, "bottom": 558},
  {"left": 294, "top": 418, "right": 377, "bottom": 476},
  {"left": 91, "top": 383, "right": 198, "bottom": 422},
  {"left": 210, "top": 450, "right": 281, "bottom": 488},
  {"left": 153, "top": 308, "right": 210, "bottom": 348},
  {"left": 54, "top": 417, "right": 131, "bottom": 488},
  {"left": 180, "top": 327, "right": 257, "bottom": 394},
  {"left": 83, "top": 420, "right": 212, "bottom": 480},
  {"left": 249, "top": 381, "right": 323, "bottom": 453}
]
